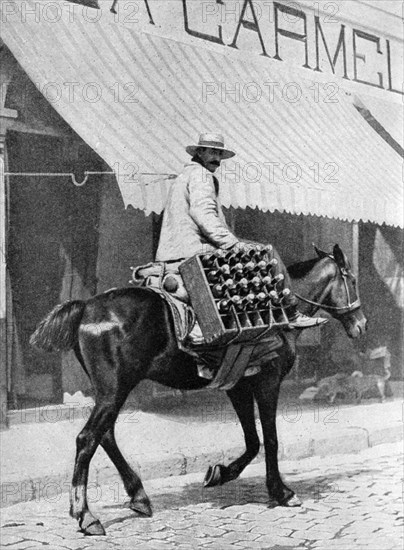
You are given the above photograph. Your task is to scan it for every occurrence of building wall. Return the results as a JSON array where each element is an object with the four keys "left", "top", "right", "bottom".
[
  {"left": 96, "top": 179, "right": 154, "bottom": 293},
  {"left": 358, "top": 222, "right": 403, "bottom": 379},
  {"left": 6, "top": 131, "right": 103, "bottom": 405},
  {"left": 232, "top": 208, "right": 403, "bottom": 380}
]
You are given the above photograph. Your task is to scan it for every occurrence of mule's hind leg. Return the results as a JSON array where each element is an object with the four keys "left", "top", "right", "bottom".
[
  {"left": 204, "top": 378, "right": 260, "bottom": 487},
  {"left": 70, "top": 399, "right": 123, "bottom": 535},
  {"left": 100, "top": 428, "right": 153, "bottom": 517}
]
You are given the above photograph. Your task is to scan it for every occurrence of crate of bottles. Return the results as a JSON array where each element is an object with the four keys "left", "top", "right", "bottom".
[{"left": 179, "top": 245, "right": 291, "bottom": 346}]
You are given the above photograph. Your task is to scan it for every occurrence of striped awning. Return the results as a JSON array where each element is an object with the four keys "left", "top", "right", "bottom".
[{"left": 1, "top": 0, "right": 403, "bottom": 227}]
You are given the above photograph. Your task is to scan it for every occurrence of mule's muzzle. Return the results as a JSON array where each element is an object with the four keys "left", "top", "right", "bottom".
[{"left": 345, "top": 311, "right": 368, "bottom": 338}]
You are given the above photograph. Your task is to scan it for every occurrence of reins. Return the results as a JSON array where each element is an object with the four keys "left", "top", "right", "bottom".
[{"left": 295, "top": 264, "right": 361, "bottom": 316}]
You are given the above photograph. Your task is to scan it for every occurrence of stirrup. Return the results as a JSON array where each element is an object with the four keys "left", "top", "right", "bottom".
[{"left": 186, "top": 321, "right": 206, "bottom": 346}]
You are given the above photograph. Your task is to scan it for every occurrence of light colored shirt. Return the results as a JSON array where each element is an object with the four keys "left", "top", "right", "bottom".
[{"left": 156, "top": 162, "right": 238, "bottom": 261}]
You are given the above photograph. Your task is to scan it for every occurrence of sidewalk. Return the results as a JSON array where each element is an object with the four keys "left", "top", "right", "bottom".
[{"left": 1, "top": 388, "right": 402, "bottom": 508}]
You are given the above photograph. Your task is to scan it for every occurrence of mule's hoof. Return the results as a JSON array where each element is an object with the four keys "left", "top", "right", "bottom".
[
  {"left": 282, "top": 494, "right": 302, "bottom": 507},
  {"left": 80, "top": 517, "right": 106, "bottom": 536},
  {"left": 129, "top": 498, "right": 153, "bottom": 517},
  {"left": 204, "top": 464, "right": 224, "bottom": 487}
]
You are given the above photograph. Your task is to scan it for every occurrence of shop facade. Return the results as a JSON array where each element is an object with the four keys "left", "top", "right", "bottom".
[{"left": 0, "top": 0, "right": 402, "bottom": 425}]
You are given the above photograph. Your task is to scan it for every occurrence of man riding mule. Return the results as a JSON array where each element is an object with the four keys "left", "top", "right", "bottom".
[
  {"left": 29, "top": 132, "right": 367, "bottom": 536},
  {"left": 156, "top": 133, "right": 327, "bottom": 333}
]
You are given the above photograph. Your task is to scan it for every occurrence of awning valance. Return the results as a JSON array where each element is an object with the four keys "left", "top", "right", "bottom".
[{"left": 1, "top": 0, "right": 403, "bottom": 227}]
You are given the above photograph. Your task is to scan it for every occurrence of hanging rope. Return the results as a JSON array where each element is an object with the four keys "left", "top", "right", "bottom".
[{"left": 4, "top": 171, "right": 177, "bottom": 186}]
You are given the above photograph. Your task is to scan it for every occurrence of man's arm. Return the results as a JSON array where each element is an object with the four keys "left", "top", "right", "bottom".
[{"left": 188, "top": 167, "right": 238, "bottom": 250}]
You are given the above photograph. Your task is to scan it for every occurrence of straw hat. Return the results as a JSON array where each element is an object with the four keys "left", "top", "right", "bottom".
[{"left": 186, "top": 133, "right": 235, "bottom": 159}]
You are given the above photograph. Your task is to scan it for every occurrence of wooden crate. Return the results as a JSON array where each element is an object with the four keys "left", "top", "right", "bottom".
[{"left": 179, "top": 254, "right": 284, "bottom": 346}]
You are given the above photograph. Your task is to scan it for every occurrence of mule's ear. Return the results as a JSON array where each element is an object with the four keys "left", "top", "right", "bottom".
[
  {"left": 313, "top": 243, "right": 329, "bottom": 259},
  {"left": 333, "top": 244, "right": 346, "bottom": 268}
]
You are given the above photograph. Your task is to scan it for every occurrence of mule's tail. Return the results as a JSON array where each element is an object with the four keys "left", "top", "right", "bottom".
[{"left": 30, "top": 300, "right": 86, "bottom": 352}]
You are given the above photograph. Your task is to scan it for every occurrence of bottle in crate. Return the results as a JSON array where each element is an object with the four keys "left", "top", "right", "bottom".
[
  {"left": 211, "top": 283, "right": 225, "bottom": 298},
  {"left": 256, "top": 259, "right": 268, "bottom": 274},
  {"left": 207, "top": 269, "right": 221, "bottom": 283},
  {"left": 269, "top": 290, "right": 281, "bottom": 306},
  {"left": 231, "top": 261, "right": 244, "bottom": 274},
  {"left": 267, "top": 258, "right": 279, "bottom": 274},
  {"left": 244, "top": 293, "right": 264, "bottom": 326},
  {"left": 226, "top": 254, "right": 239, "bottom": 267},
  {"left": 261, "top": 274, "right": 272, "bottom": 289},
  {"left": 201, "top": 253, "right": 217, "bottom": 268},
  {"left": 273, "top": 273, "right": 285, "bottom": 287},
  {"left": 223, "top": 277, "right": 236, "bottom": 294},
  {"left": 220, "top": 264, "right": 231, "bottom": 276},
  {"left": 249, "top": 275, "right": 263, "bottom": 292},
  {"left": 218, "top": 298, "right": 237, "bottom": 329},
  {"left": 254, "top": 291, "right": 271, "bottom": 325},
  {"left": 236, "top": 277, "right": 249, "bottom": 295},
  {"left": 280, "top": 287, "right": 292, "bottom": 305},
  {"left": 244, "top": 292, "right": 257, "bottom": 308},
  {"left": 256, "top": 291, "right": 270, "bottom": 306},
  {"left": 262, "top": 273, "right": 284, "bottom": 292},
  {"left": 223, "top": 249, "right": 239, "bottom": 262},
  {"left": 231, "top": 295, "right": 253, "bottom": 328},
  {"left": 202, "top": 250, "right": 227, "bottom": 268},
  {"left": 254, "top": 244, "right": 273, "bottom": 260},
  {"left": 234, "top": 271, "right": 246, "bottom": 281},
  {"left": 218, "top": 298, "right": 231, "bottom": 311},
  {"left": 244, "top": 260, "right": 256, "bottom": 274}
]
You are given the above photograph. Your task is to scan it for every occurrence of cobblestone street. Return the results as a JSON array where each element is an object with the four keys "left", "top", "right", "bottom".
[{"left": 1, "top": 442, "right": 402, "bottom": 550}]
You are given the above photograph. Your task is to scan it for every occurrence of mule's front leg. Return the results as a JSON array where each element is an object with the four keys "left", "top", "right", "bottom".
[
  {"left": 254, "top": 369, "right": 301, "bottom": 507},
  {"left": 204, "top": 379, "right": 260, "bottom": 487}
]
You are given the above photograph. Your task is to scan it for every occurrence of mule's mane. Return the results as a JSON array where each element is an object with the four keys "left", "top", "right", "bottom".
[{"left": 287, "top": 257, "right": 321, "bottom": 279}]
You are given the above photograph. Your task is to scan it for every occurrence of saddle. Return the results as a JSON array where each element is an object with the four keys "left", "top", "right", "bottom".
[
  {"left": 131, "top": 261, "right": 194, "bottom": 347},
  {"left": 132, "top": 261, "right": 189, "bottom": 299},
  {"left": 131, "top": 262, "right": 283, "bottom": 389}
]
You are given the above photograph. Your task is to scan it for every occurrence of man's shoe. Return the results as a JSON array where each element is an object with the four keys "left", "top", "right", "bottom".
[{"left": 288, "top": 312, "right": 328, "bottom": 329}]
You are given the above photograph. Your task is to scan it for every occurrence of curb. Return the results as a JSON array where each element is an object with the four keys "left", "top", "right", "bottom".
[{"left": 1, "top": 423, "right": 402, "bottom": 508}]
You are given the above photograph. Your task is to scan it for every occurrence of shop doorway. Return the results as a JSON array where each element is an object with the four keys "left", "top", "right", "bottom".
[{"left": 6, "top": 131, "right": 103, "bottom": 406}]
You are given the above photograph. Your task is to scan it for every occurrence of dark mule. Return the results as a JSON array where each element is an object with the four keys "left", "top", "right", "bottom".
[{"left": 30, "top": 244, "right": 367, "bottom": 535}]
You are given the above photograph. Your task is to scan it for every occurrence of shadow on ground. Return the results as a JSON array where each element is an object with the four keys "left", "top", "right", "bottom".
[{"left": 100, "top": 459, "right": 387, "bottom": 531}]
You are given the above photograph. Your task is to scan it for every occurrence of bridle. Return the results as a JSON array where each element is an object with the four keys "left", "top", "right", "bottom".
[{"left": 295, "top": 263, "right": 361, "bottom": 316}]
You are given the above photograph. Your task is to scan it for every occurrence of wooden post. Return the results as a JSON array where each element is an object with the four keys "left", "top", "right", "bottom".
[
  {"left": 352, "top": 221, "right": 359, "bottom": 276},
  {"left": 0, "top": 134, "right": 8, "bottom": 429}
]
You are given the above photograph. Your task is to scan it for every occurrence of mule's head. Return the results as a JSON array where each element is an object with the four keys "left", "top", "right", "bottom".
[{"left": 315, "top": 244, "right": 368, "bottom": 339}]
